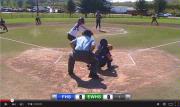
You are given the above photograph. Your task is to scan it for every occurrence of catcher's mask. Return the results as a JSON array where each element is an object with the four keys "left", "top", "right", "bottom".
[{"left": 100, "top": 39, "right": 108, "bottom": 47}]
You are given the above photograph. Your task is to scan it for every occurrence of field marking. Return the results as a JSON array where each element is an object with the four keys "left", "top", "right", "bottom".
[
  {"left": 114, "top": 51, "right": 136, "bottom": 66},
  {"left": 0, "top": 36, "right": 46, "bottom": 48},
  {"left": 138, "top": 40, "right": 180, "bottom": 52},
  {"left": 54, "top": 53, "right": 68, "bottom": 64},
  {"left": 128, "top": 53, "right": 136, "bottom": 66},
  {"left": 96, "top": 28, "right": 128, "bottom": 37},
  {"left": 54, "top": 55, "right": 64, "bottom": 64},
  {"left": 0, "top": 36, "right": 70, "bottom": 65}
]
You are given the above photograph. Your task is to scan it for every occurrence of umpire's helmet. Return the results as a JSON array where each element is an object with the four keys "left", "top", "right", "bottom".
[{"left": 82, "top": 30, "right": 93, "bottom": 37}]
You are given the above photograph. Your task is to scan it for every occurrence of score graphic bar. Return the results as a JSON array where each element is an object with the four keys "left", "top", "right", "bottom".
[
  {"left": 52, "top": 94, "right": 75, "bottom": 101},
  {"left": 51, "top": 93, "right": 131, "bottom": 101}
]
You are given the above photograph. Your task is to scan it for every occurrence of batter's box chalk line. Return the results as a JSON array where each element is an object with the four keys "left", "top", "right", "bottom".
[
  {"left": 54, "top": 52, "right": 69, "bottom": 64},
  {"left": 112, "top": 51, "right": 136, "bottom": 66}
]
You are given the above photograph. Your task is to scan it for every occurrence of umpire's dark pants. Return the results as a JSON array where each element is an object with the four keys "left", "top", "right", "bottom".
[{"left": 68, "top": 50, "right": 99, "bottom": 75}]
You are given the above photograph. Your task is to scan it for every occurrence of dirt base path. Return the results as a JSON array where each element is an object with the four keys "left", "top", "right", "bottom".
[{"left": 4, "top": 48, "right": 180, "bottom": 99}]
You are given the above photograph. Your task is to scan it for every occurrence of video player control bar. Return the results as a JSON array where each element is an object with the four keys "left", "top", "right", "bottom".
[{"left": 51, "top": 93, "right": 131, "bottom": 101}]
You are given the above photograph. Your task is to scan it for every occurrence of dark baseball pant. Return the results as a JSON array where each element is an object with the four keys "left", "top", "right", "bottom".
[
  {"left": 67, "top": 33, "right": 76, "bottom": 41},
  {"left": 68, "top": 51, "right": 99, "bottom": 75},
  {"left": 96, "top": 19, "right": 101, "bottom": 29}
]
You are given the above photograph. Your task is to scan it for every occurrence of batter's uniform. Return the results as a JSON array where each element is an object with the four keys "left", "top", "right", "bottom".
[{"left": 67, "top": 23, "right": 86, "bottom": 41}]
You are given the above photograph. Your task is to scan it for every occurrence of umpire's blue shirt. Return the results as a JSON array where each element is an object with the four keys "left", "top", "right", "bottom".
[{"left": 72, "top": 35, "right": 95, "bottom": 52}]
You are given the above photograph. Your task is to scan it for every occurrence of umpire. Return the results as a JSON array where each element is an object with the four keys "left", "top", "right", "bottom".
[{"left": 68, "top": 30, "right": 100, "bottom": 79}]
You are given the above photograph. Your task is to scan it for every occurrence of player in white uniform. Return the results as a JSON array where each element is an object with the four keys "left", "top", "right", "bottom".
[{"left": 67, "top": 17, "right": 88, "bottom": 41}]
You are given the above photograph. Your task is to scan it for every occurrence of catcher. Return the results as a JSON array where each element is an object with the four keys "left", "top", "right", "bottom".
[
  {"left": 95, "top": 39, "right": 113, "bottom": 70},
  {"left": 87, "top": 39, "right": 113, "bottom": 70}
]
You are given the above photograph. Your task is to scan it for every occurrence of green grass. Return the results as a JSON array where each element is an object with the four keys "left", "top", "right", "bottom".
[
  {"left": 1, "top": 12, "right": 179, "bottom": 25},
  {"left": 0, "top": 12, "right": 155, "bottom": 19},
  {"left": 1, "top": 23, "right": 180, "bottom": 57},
  {"left": 0, "top": 18, "right": 180, "bottom": 100},
  {"left": 1, "top": 25, "right": 71, "bottom": 49},
  {"left": 4, "top": 17, "right": 180, "bottom": 25},
  {"left": 103, "top": 17, "right": 180, "bottom": 24},
  {"left": 160, "top": 43, "right": 180, "bottom": 59},
  {"left": 107, "top": 25, "right": 180, "bottom": 49}
]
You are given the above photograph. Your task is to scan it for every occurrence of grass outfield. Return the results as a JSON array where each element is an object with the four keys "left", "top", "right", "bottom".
[
  {"left": 1, "top": 23, "right": 180, "bottom": 58},
  {"left": 0, "top": 18, "right": 180, "bottom": 99},
  {"left": 0, "top": 12, "right": 169, "bottom": 18},
  {"left": 4, "top": 17, "right": 180, "bottom": 25}
]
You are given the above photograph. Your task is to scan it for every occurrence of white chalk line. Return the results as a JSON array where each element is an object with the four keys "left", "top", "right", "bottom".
[
  {"left": 128, "top": 53, "right": 136, "bottom": 66},
  {"left": 2, "top": 36, "right": 179, "bottom": 67},
  {"left": 138, "top": 40, "right": 180, "bottom": 52},
  {"left": 54, "top": 55, "right": 64, "bottom": 64},
  {"left": 0, "top": 36, "right": 46, "bottom": 48},
  {"left": 54, "top": 51, "right": 70, "bottom": 64},
  {"left": 0, "top": 36, "right": 69, "bottom": 64},
  {"left": 114, "top": 51, "right": 136, "bottom": 66}
]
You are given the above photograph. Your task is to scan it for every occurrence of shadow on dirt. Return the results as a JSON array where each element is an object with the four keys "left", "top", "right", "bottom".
[
  {"left": 70, "top": 74, "right": 107, "bottom": 89},
  {"left": 98, "top": 65, "right": 119, "bottom": 77}
]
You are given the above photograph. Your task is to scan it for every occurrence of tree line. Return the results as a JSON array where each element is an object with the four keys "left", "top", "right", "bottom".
[
  {"left": 1, "top": 0, "right": 179, "bottom": 17},
  {"left": 135, "top": 0, "right": 180, "bottom": 15},
  {"left": 66, "top": 0, "right": 111, "bottom": 17},
  {"left": 0, "top": 0, "right": 111, "bottom": 17}
]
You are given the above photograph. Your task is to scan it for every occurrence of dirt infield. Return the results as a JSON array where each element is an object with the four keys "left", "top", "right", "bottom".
[{"left": 5, "top": 48, "right": 180, "bottom": 98}]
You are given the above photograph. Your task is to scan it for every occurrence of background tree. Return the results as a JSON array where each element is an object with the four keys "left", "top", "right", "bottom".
[
  {"left": 17, "top": 0, "right": 24, "bottom": 8},
  {"left": 66, "top": 0, "right": 76, "bottom": 17},
  {"left": 25, "top": 0, "right": 36, "bottom": 8},
  {"left": 154, "top": 0, "right": 167, "bottom": 14},
  {"left": 79, "top": 0, "right": 91, "bottom": 17},
  {"left": 80, "top": 0, "right": 111, "bottom": 17},
  {"left": 135, "top": 0, "right": 148, "bottom": 16}
]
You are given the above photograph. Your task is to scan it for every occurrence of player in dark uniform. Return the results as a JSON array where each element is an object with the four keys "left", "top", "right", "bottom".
[
  {"left": 0, "top": 18, "right": 8, "bottom": 32},
  {"left": 87, "top": 39, "right": 113, "bottom": 71},
  {"left": 35, "top": 16, "right": 41, "bottom": 25},
  {"left": 95, "top": 11, "right": 102, "bottom": 31},
  {"left": 95, "top": 39, "right": 113, "bottom": 70},
  {"left": 151, "top": 14, "right": 159, "bottom": 26}
]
